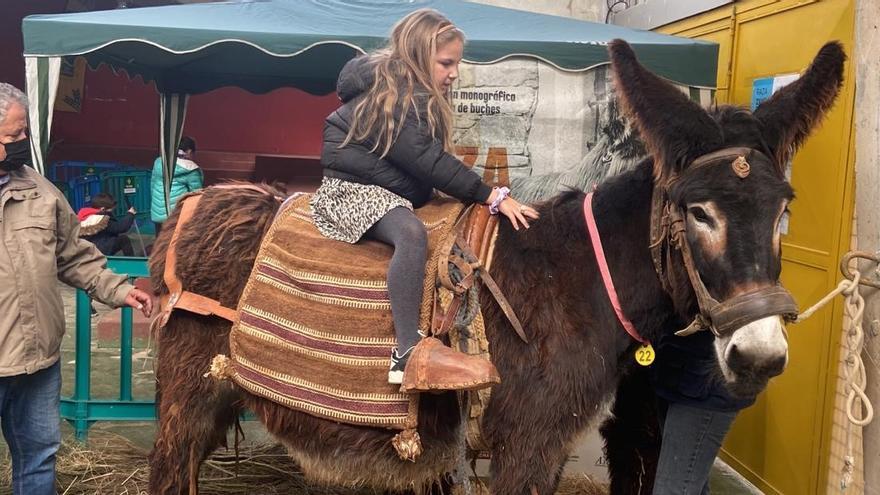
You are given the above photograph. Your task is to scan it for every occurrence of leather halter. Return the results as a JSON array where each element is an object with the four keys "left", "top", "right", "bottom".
[{"left": 649, "top": 147, "right": 799, "bottom": 338}]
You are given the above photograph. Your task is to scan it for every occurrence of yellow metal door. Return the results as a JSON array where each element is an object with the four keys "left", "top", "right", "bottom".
[{"left": 658, "top": 1, "right": 856, "bottom": 493}]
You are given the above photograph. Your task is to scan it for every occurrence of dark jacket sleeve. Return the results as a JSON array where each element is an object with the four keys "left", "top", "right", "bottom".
[
  {"left": 104, "top": 213, "right": 135, "bottom": 234},
  {"left": 383, "top": 111, "right": 492, "bottom": 204}
]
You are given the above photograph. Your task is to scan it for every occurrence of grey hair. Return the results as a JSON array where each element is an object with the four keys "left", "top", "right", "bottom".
[{"left": 0, "top": 83, "right": 28, "bottom": 124}]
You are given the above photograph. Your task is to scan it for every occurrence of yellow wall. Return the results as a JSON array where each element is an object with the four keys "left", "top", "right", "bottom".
[{"left": 658, "top": 1, "right": 856, "bottom": 493}]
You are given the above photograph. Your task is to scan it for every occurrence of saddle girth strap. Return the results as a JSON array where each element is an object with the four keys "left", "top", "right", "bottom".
[{"left": 157, "top": 192, "right": 237, "bottom": 327}]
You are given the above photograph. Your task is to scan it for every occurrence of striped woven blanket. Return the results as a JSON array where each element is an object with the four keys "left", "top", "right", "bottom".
[{"left": 228, "top": 194, "right": 465, "bottom": 430}]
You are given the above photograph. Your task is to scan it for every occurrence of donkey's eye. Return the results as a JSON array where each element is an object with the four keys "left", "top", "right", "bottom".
[{"left": 688, "top": 206, "right": 712, "bottom": 225}]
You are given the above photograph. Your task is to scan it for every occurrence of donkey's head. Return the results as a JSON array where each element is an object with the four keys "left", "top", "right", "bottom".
[{"left": 609, "top": 39, "right": 845, "bottom": 397}]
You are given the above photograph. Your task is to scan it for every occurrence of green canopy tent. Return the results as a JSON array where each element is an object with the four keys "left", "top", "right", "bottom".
[{"left": 21, "top": 0, "right": 718, "bottom": 207}]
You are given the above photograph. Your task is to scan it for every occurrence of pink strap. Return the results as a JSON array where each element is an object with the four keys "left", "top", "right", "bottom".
[{"left": 584, "top": 192, "right": 648, "bottom": 345}]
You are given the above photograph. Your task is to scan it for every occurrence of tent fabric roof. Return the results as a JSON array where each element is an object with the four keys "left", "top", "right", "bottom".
[{"left": 22, "top": 0, "right": 719, "bottom": 94}]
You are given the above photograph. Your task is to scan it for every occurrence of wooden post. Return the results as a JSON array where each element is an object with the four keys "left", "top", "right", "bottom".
[{"left": 855, "top": 1, "right": 880, "bottom": 493}]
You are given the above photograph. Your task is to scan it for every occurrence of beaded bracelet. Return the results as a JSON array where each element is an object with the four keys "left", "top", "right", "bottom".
[{"left": 489, "top": 186, "right": 510, "bottom": 215}]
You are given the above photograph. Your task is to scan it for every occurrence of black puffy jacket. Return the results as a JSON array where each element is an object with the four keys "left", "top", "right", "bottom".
[{"left": 321, "top": 56, "right": 492, "bottom": 208}]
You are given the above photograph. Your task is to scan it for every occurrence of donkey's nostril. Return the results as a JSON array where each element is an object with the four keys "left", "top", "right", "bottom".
[
  {"left": 765, "top": 353, "right": 787, "bottom": 377},
  {"left": 726, "top": 344, "right": 747, "bottom": 371},
  {"left": 725, "top": 342, "right": 787, "bottom": 377}
]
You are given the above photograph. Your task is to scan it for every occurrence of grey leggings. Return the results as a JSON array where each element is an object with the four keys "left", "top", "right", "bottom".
[{"left": 364, "top": 207, "right": 428, "bottom": 354}]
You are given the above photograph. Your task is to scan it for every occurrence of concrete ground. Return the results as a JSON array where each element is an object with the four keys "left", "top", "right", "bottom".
[{"left": 0, "top": 278, "right": 763, "bottom": 494}]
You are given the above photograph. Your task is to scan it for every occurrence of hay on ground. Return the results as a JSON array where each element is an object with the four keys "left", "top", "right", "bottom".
[{"left": 0, "top": 431, "right": 607, "bottom": 494}]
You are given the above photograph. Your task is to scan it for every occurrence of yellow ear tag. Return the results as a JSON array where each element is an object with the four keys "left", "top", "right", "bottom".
[{"left": 635, "top": 344, "right": 655, "bottom": 366}]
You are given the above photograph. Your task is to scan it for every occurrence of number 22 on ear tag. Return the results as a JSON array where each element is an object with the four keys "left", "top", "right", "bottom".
[{"left": 635, "top": 344, "right": 655, "bottom": 366}]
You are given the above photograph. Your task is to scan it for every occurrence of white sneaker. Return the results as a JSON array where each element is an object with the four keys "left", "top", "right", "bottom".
[{"left": 388, "top": 347, "right": 412, "bottom": 385}]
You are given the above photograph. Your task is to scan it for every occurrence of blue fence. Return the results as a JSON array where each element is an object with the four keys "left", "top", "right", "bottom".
[
  {"left": 61, "top": 257, "right": 155, "bottom": 440},
  {"left": 50, "top": 161, "right": 155, "bottom": 234},
  {"left": 69, "top": 175, "right": 103, "bottom": 212}
]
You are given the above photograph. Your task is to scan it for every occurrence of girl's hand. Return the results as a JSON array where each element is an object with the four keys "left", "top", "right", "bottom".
[{"left": 498, "top": 197, "right": 539, "bottom": 230}]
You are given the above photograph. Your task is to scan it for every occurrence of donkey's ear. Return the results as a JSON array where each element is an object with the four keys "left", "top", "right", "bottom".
[
  {"left": 608, "top": 39, "right": 722, "bottom": 184},
  {"left": 753, "top": 42, "right": 846, "bottom": 169}
]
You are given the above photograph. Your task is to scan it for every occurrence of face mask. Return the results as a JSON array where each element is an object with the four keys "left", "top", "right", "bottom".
[{"left": 1, "top": 138, "right": 32, "bottom": 172}]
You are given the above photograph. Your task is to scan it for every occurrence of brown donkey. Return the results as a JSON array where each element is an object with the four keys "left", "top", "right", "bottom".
[{"left": 147, "top": 40, "right": 845, "bottom": 494}]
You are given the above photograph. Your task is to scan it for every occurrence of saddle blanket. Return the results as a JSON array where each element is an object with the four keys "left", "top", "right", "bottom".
[{"left": 227, "top": 194, "right": 464, "bottom": 429}]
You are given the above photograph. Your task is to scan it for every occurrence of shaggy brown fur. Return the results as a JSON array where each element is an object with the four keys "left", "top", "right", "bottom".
[
  {"left": 148, "top": 184, "right": 464, "bottom": 494},
  {"left": 148, "top": 184, "right": 285, "bottom": 495},
  {"left": 148, "top": 41, "right": 846, "bottom": 495}
]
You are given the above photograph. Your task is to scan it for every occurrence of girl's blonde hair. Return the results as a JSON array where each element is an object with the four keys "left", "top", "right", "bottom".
[{"left": 341, "top": 8, "right": 464, "bottom": 157}]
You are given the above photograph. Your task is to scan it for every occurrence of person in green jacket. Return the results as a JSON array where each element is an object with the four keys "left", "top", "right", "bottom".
[{"left": 150, "top": 136, "right": 203, "bottom": 234}]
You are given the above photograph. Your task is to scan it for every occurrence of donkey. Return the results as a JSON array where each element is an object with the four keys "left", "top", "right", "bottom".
[{"left": 147, "top": 40, "right": 845, "bottom": 494}]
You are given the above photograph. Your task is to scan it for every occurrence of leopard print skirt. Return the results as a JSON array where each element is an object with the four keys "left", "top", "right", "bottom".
[{"left": 310, "top": 177, "right": 413, "bottom": 243}]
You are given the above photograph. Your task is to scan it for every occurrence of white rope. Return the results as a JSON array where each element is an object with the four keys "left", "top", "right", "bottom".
[
  {"left": 792, "top": 266, "right": 874, "bottom": 490},
  {"left": 793, "top": 279, "right": 851, "bottom": 323}
]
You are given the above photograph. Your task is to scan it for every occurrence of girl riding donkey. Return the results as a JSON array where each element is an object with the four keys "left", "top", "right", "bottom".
[{"left": 311, "top": 8, "right": 539, "bottom": 388}]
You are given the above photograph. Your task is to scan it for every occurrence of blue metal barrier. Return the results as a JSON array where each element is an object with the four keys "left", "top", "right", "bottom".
[{"left": 60, "top": 256, "right": 155, "bottom": 440}]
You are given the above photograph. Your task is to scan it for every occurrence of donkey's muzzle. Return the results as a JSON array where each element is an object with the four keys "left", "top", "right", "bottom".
[{"left": 708, "top": 285, "right": 798, "bottom": 338}]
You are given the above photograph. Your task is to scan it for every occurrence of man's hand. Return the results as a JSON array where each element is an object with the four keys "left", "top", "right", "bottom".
[{"left": 124, "top": 287, "right": 153, "bottom": 317}]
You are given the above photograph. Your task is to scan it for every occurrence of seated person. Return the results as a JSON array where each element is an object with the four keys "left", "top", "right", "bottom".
[{"left": 77, "top": 192, "right": 136, "bottom": 257}]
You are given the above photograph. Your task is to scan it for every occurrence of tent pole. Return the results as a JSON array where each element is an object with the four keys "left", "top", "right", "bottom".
[
  {"left": 24, "top": 56, "right": 61, "bottom": 176},
  {"left": 158, "top": 93, "right": 189, "bottom": 217}
]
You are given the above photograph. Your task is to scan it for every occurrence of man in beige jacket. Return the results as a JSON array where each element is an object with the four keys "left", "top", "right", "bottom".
[{"left": 0, "top": 82, "right": 152, "bottom": 495}]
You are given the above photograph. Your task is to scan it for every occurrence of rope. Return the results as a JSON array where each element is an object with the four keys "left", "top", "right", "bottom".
[
  {"left": 448, "top": 243, "right": 481, "bottom": 332},
  {"left": 792, "top": 261, "right": 875, "bottom": 491},
  {"left": 455, "top": 286, "right": 481, "bottom": 333},
  {"left": 793, "top": 279, "right": 851, "bottom": 323},
  {"left": 839, "top": 270, "right": 873, "bottom": 491}
]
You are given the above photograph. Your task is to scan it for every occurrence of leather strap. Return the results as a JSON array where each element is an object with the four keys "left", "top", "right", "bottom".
[
  {"left": 668, "top": 206, "right": 721, "bottom": 318},
  {"left": 172, "top": 291, "right": 237, "bottom": 321},
  {"left": 162, "top": 193, "right": 201, "bottom": 300},
  {"left": 465, "top": 205, "right": 491, "bottom": 257},
  {"left": 478, "top": 265, "right": 529, "bottom": 343},
  {"left": 433, "top": 204, "right": 529, "bottom": 344},
  {"left": 435, "top": 255, "right": 478, "bottom": 337},
  {"left": 648, "top": 187, "right": 674, "bottom": 294},
  {"left": 438, "top": 206, "right": 474, "bottom": 294},
  {"left": 156, "top": 189, "right": 249, "bottom": 328},
  {"left": 709, "top": 285, "right": 798, "bottom": 336},
  {"left": 689, "top": 146, "right": 771, "bottom": 170},
  {"left": 455, "top": 238, "right": 529, "bottom": 344},
  {"left": 436, "top": 294, "right": 465, "bottom": 337}
]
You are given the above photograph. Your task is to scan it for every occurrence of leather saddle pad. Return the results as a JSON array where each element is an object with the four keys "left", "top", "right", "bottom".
[{"left": 227, "top": 194, "right": 464, "bottom": 429}]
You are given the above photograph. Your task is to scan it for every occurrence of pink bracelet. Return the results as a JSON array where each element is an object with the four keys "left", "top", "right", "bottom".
[{"left": 489, "top": 186, "right": 510, "bottom": 215}]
